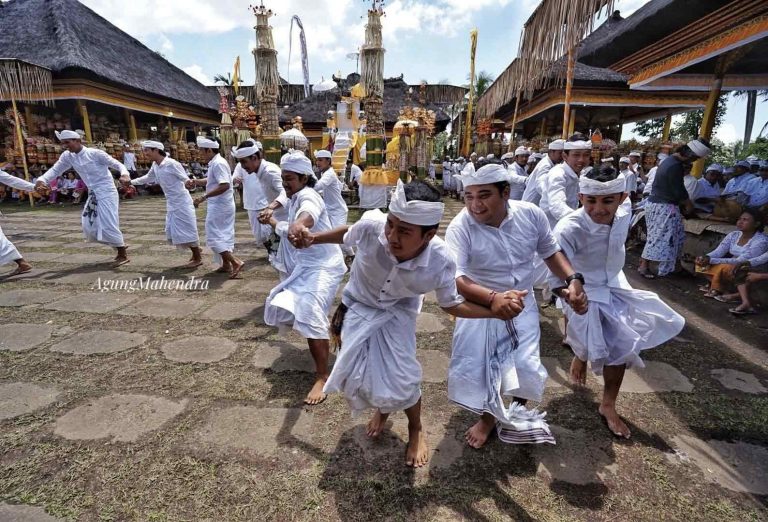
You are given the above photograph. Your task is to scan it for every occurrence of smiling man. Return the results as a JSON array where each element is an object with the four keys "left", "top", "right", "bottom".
[
  {"left": 446, "top": 163, "right": 588, "bottom": 449},
  {"left": 539, "top": 133, "right": 593, "bottom": 229},
  {"left": 550, "top": 165, "right": 683, "bottom": 438},
  {"left": 291, "top": 179, "right": 499, "bottom": 467}
]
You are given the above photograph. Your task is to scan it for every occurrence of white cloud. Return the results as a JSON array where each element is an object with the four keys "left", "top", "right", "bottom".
[
  {"left": 182, "top": 65, "right": 212, "bottom": 86},
  {"left": 715, "top": 123, "right": 738, "bottom": 145},
  {"left": 158, "top": 33, "right": 174, "bottom": 55}
]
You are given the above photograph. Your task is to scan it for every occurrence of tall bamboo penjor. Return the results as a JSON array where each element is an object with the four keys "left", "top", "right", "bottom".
[
  {"left": 250, "top": 2, "right": 281, "bottom": 163},
  {"left": 360, "top": 2, "right": 386, "bottom": 176}
]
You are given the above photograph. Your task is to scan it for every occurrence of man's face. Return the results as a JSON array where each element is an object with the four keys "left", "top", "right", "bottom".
[
  {"left": 619, "top": 161, "right": 629, "bottom": 171},
  {"left": 705, "top": 170, "right": 719, "bottom": 183},
  {"left": 563, "top": 149, "right": 591, "bottom": 173},
  {"left": 281, "top": 171, "right": 307, "bottom": 197},
  {"left": 734, "top": 166, "right": 747, "bottom": 177},
  {"left": 385, "top": 213, "right": 434, "bottom": 261},
  {"left": 143, "top": 148, "right": 161, "bottom": 163},
  {"left": 463, "top": 183, "right": 509, "bottom": 226},
  {"left": 316, "top": 157, "right": 331, "bottom": 171},
  {"left": 515, "top": 155, "right": 529, "bottom": 167},
  {"left": 60, "top": 139, "right": 82, "bottom": 153},
  {"left": 579, "top": 192, "right": 626, "bottom": 225},
  {"left": 549, "top": 150, "right": 563, "bottom": 163},
  {"left": 200, "top": 148, "right": 216, "bottom": 164},
  {"left": 760, "top": 168, "right": 768, "bottom": 180},
  {"left": 239, "top": 155, "right": 261, "bottom": 173},
  {"left": 629, "top": 156, "right": 639, "bottom": 165}
]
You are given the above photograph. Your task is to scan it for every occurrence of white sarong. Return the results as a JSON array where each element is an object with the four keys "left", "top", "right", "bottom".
[
  {"left": 166, "top": 205, "right": 199, "bottom": 249},
  {"left": 324, "top": 302, "right": 422, "bottom": 415},
  {"left": 0, "top": 224, "right": 22, "bottom": 265},
  {"left": 247, "top": 209, "right": 272, "bottom": 245},
  {"left": 264, "top": 262, "right": 345, "bottom": 339},
  {"left": 564, "top": 287, "right": 684, "bottom": 375},
  {"left": 81, "top": 189, "right": 125, "bottom": 247},
  {"left": 205, "top": 197, "right": 236, "bottom": 264},
  {"left": 449, "top": 293, "right": 554, "bottom": 444}
]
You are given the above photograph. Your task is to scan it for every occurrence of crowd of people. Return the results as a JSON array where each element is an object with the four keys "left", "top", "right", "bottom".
[{"left": 1, "top": 129, "right": 765, "bottom": 469}]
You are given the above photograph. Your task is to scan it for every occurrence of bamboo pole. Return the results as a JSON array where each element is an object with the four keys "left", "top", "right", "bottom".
[
  {"left": 661, "top": 113, "right": 672, "bottom": 141},
  {"left": 539, "top": 117, "right": 546, "bottom": 138},
  {"left": 508, "top": 91, "right": 521, "bottom": 152},
  {"left": 10, "top": 95, "right": 32, "bottom": 207},
  {"left": 125, "top": 109, "right": 138, "bottom": 142},
  {"left": 562, "top": 47, "right": 576, "bottom": 139},
  {"left": 76, "top": 100, "right": 92, "bottom": 143},
  {"left": 462, "top": 29, "right": 478, "bottom": 158},
  {"left": 568, "top": 109, "right": 576, "bottom": 136}
]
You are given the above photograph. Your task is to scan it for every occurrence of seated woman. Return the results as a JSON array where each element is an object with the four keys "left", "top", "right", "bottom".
[{"left": 695, "top": 208, "right": 768, "bottom": 299}]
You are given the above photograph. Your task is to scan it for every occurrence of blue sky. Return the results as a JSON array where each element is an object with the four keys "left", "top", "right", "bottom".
[{"left": 80, "top": 0, "right": 766, "bottom": 144}]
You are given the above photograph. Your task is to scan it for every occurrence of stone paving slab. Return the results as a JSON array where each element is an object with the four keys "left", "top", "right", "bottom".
[
  {"left": 541, "top": 357, "right": 577, "bottom": 389},
  {"left": 21, "top": 252, "right": 64, "bottom": 263},
  {"left": 43, "top": 292, "right": 140, "bottom": 314},
  {"left": 0, "top": 503, "right": 65, "bottom": 522},
  {"left": 710, "top": 368, "right": 767, "bottom": 394},
  {"left": 60, "top": 242, "right": 116, "bottom": 251},
  {"left": 117, "top": 297, "right": 206, "bottom": 318},
  {"left": 14, "top": 240, "right": 66, "bottom": 249},
  {"left": 50, "top": 330, "right": 147, "bottom": 355},
  {"left": 52, "top": 253, "right": 115, "bottom": 265},
  {"left": 161, "top": 335, "right": 238, "bottom": 363},
  {"left": 54, "top": 394, "right": 187, "bottom": 442},
  {"left": 192, "top": 406, "right": 313, "bottom": 456},
  {"left": 534, "top": 426, "right": 615, "bottom": 485},
  {"left": 416, "top": 312, "right": 447, "bottom": 333},
  {"left": 124, "top": 255, "right": 182, "bottom": 268},
  {"left": 621, "top": 361, "right": 693, "bottom": 394},
  {"left": 671, "top": 435, "right": 768, "bottom": 494},
  {"left": 0, "top": 382, "right": 61, "bottom": 421},
  {"left": 0, "top": 289, "right": 67, "bottom": 307},
  {"left": 416, "top": 350, "right": 449, "bottom": 384},
  {"left": 252, "top": 340, "right": 329, "bottom": 373},
  {"left": 201, "top": 301, "right": 265, "bottom": 322},
  {"left": 239, "top": 279, "right": 281, "bottom": 294},
  {"left": 0, "top": 323, "right": 54, "bottom": 352}
]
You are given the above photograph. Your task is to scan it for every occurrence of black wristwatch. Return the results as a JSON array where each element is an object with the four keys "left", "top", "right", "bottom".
[{"left": 565, "top": 273, "right": 585, "bottom": 286}]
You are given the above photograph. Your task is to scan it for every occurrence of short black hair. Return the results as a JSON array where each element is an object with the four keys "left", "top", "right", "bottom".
[
  {"left": 567, "top": 132, "right": 589, "bottom": 143},
  {"left": 585, "top": 164, "right": 618, "bottom": 182},
  {"left": 742, "top": 207, "right": 765, "bottom": 233},
  {"left": 493, "top": 180, "right": 510, "bottom": 195},
  {"left": 403, "top": 180, "right": 441, "bottom": 234}
]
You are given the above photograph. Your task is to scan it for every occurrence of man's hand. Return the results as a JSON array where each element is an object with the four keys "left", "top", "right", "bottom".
[
  {"left": 185, "top": 179, "right": 196, "bottom": 190},
  {"left": 562, "top": 280, "right": 588, "bottom": 315},
  {"left": 490, "top": 289, "right": 528, "bottom": 320},
  {"left": 34, "top": 180, "right": 50, "bottom": 195},
  {"left": 193, "top": 196, "right": 204, "bottom": 208},
  {"left": 288, "top": 224, "right": 314, "bottom": 249},
  {"left": 258, "top": 207, "right": 274, "bottom": 224},
  {"left": 119, "top": 175, "right": 131, "bottom": 185}
]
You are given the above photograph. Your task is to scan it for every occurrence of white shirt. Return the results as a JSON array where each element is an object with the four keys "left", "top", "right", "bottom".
[
  {"left": 350, "top": 164, "right": 363, "bottom": 183},
  {"left": 696, "top": 178, "right": 722, "bottom": 200},
  {"left": 123, "top": 151, "right": 137, "bottom": 171},
  {"left": 643, "top": 166, "right": 658, "bottom": 195},
  {"left": 131, "top": 156, "right": 192, "bottom": 208},
  {"left": 747, "top": 176, "right": 768, "bottom": 207},
  {"left": 342, "top": 210, "right": 464, "bottom": 314},
  {"left": 551, "top": 202, "right": 632, "bottom": 303},
  {"left": 314, "top": 167, "right": 348, "bottom": 217},
  {"left": 539, "top": 162, "right": 580, "bottom": 229},
  {"left": 446, "top": 201, "right": 560, "bottom": 292},
  {"left": 506, "top": 162, "right": 528, "bottom": 200},
  {"left": 684, "top": 174, "right": 699, "bottom": 201},
  {"left": 522, "top": 155, "right": 555, "bottom": 204},
  {"left": 723, "top": 173, "right": 758, "bottom": 196},
  {"left": 232, "top": 163, "right": 269, "bottom": 211},
  {"left": 204, "top": 153, "right": 234, "bottom": 209},
  {"left": 461, "top": 162, "right": 476, "bottom": 177},
  {"left": 39, "top": 146, "right": 129, "bottom": 195},
  {"left": 621, "top": 168, "right": 638, "bottom": 194},
  {"left": 0, "top": 170, "right": 35, "bottom": 192}
]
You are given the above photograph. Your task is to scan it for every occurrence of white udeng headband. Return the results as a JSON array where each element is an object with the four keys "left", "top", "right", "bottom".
[
  {"left": 687, "top": 139, "right": 711, "bottom": 158},
  {"left": 196, "top": 136, "right": 220, "bottom": 149},
  {"left": 280, "top": 150, "right": 314, "bottom": 177},
  {"left": 459, "top": 163, "right": 510, "bottom": 187},
  {"left": 388, "top": 180, "right": 444, "bottom": 226},
  {"left": 232, "top": 143, "right": 259, "bottom": 159},
  {"left": 55, "top": 130, "right": 81, "bottom": 141},
  {"left": 141, "top": 140, "right": 164, "bottom": 151},
  {"left": 564, "top": 140, "right": 592, "bottom": 151},
  {"left": 579, "top": 174, "right": 626, "bottom": 195}
]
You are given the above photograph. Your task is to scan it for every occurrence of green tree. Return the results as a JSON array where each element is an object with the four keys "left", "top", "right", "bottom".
[
  {"left": 741, "top": 137, "right": 768, "bottom": 159},
  {"left": 633, "top": 118, "right": 665, "bottom": 139},
  {"left": 433, "top": 131, "right": 449, "bottom": 159},
  {"left": 214, "top": 73, "right": 233, "bottom": 86},
  {"left": 632, "top": 96, "right": 728, "bottom": 141}
]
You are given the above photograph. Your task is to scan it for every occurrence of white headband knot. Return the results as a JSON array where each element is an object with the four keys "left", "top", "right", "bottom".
[
  {"left": 280, "top": 150, "right": 314, "bottom": 177},
  {"left": 564, "top": 140, "right": 592, "bottom": 151},
  {"left": 232, "top": 141, "right": 260, "bottom": 159},
  {"left": 196, "top": 136, "right": 220, "bottom": 149},
  {"left": 141, "top": 140, "right": 164, "bottom": 151},
  {"left": 55, "top": 130, "right": 81, "bottom": 141},
  {"left": 579, "top": 173, "right": 626, "bottom": 195},
  {"left": 388, "top": 180, "right": 444, "bottom": 226},
  {"left": 687, "top": 139, "right": 711, "bottom": 158}
]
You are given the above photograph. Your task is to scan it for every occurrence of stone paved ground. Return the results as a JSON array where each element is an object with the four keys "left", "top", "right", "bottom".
[{"left": 0, "top": 196, "right": 767, "bottom": 521}]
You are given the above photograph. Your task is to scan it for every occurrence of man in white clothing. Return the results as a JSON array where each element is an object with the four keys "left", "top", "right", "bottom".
[
  {"left": 186, "top": 136, "right": 243, "bottom": 278},
  {"left": 35, "top": 130, "right": 131, "bottom": 267},
  {"left": 314, "top": 150, "right": 352, "bottom": 256},
  {"left": 0, "top": 166, "right": 35, "bottom": 275},
  {"left": 122, "top": 144, "right": 137, "bottom": 179},
  {"left": 629, "top": 151, "right": 644, "bottom": 179},
  {"left": 642, "top": 153, "right": 668, "bottom": 197},
  {"left": 231, "top": 140, "right": 273, "bottom": 252},
  {"left": 522, "top": 139, "right": 564, "bottom": 205},
  {"left": 130, "top": 141, "right": 202, "bottom": 268},
  {"left": 447, "top": 163, "right": 588, "bottom": 448},
  {"left": 619, "top": 157, "right": 638, "bottom": 202},
  {"left": 506, "top": 146, "right": 530, "bottom": 200},
  {"left": 539, "top": 133, "right": 592, "bottom": 229}
]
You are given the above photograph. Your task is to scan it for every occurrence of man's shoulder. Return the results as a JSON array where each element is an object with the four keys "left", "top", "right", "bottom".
[{"left": 424, "top": 236, "right": 456, "bottom": 268}]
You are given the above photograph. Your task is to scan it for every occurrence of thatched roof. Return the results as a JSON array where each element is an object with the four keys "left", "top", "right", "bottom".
[
  {"left": 278, "top": 77, "right": 458, "bottom": 128},
  {"left": 0, "top": 0, "right": 219, "bottom": 111}
]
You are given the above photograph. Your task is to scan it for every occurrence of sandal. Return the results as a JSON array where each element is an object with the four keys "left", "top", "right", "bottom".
[
  {"left": 637, "top": 267, "right": 656, "bottom": 279},
  {"left": 714, "top": 295, "right": 738, "bottom": 303},
  {"left": 729, "top": 307, "right": 756, "bottom": 315},
  {"left": 703, "top": 291, "right": 720, "bottom": 299}
]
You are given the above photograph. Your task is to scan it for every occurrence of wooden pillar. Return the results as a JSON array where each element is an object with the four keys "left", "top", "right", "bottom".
[
  {"left": 692, "top": 77, "right": 723, "bottom": 178},
  {"left": 567, "top": 109, "right": 576, "bottom": 136},
  {"left": 661, "top": 113, "right": 672, "bottom": 142},
  {"left": 168, "top": 118, "right": 174, "bottom": 142},
  {"left": 24, "top": 105, "right": 34, "bottom": 133},
  {"left": 125, "top": 109, "right": 137, "bottom": 142},
  {"left": 562, "top": 47, "right": 575, "bottom": 139},
  {"left": 508, "top": 91, "right": 521, "bottom": 152},
  {"left": 539, "top": 117, "right": 546, "bottom": 137},
  {"left": 76, "top": 100, "right": 92, "bottom": 143}
]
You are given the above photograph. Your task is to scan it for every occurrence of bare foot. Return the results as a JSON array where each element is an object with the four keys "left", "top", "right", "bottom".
[
  {"left": 570, "top": 356, "right": 588, "bottom": 386},
  {"left": 10, "top": 262, "right": 33, "bottom": 276},
  {"left": 465, "top": 415, "right": 496, "bottom": 449},
  {"left": 405, "top": 425, "right": 429, "bottom": 467},
  {"left": 229, "top": 259, "right": 245, "bottom": 279},
  {"left": 304, "top": 378, "right": 327, "bottom": 406},
  {"left": 366, "top": 409, "right": 390, "bottom": 438},
  {"left": 599, "top": 404, "right": 631, "bottom": 439}
]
